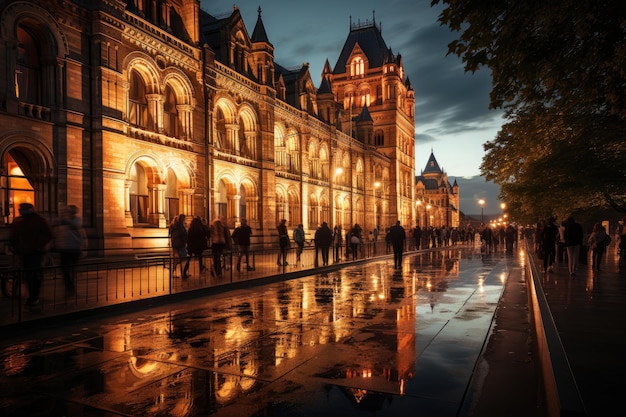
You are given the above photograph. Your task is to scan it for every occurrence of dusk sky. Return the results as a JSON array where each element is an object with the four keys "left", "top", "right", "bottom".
[{"left": 200, "top": 0, "right": 504, "bottom": 215}]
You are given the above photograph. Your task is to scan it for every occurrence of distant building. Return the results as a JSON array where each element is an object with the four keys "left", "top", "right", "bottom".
[
  {"left": 415, "top": 151, "right": 460, "bottom": 228},
  {"left": 0, "top": 2, "right": 415, "bottom": 254}
]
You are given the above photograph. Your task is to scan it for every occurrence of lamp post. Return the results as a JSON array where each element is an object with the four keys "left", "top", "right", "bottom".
[{"left": 478, "top": 199, "right": 485, "bottom": 223}]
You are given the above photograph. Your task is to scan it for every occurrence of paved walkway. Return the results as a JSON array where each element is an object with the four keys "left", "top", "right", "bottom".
[
  {"left": 0, "top": 244, "right": 529, "bottom": 417},
  {"left": 0, "top": 241, "right": 623, "bottom": 417},
  {"left": 531, "top": 243, "right": 626, "bottom": 417}
]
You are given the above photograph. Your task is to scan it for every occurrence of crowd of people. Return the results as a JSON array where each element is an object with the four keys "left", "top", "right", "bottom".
[{"left": 9, "top": 202, "right": 624, "bottom": 307}]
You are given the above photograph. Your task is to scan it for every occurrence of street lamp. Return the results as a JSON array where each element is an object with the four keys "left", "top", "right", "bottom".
[{"left": 478, "top": 199, "right": 485, "bottom": 223}]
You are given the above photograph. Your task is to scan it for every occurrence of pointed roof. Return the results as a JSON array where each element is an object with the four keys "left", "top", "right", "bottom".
[
  {"left": 322, "top": 59, "right": 333, "bottom": 76},
  {"left": 251, "top": 7, "right": 271, "bottom": 45},
  {"left": 356, "top": 105, "right": 373, "bottom": 122},
  {"left": 422, "top": 151, "right": 442, "bottom": 174},
  {"left": 317, "top": 76, "right": 332, "bottom": 95},
  {"left": 333, "top": 20, "right": 389, "bottom": 75},
  {"left": 405, "top": 77, "right": 413, "bottom": 90}
]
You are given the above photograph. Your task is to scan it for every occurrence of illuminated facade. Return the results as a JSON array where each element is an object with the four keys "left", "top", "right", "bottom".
[
  {"left": 415, "top": 151, "right": 460, "bottom": 229},
  {"left": 0, "top": 1, "right": 415, "bottom": 254}
]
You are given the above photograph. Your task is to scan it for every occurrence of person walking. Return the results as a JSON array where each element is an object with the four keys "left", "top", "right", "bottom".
[
  {"left": 314, "top": 221, "right": 333, "bottom": 266},
  {"left": 210, "top": 217, "right": 228, "bottom": 277},
  {"left": 564, "top": 216, "right": 584, "bottom": 277},
  {"left": 54, "top": 205, "right": 86, "bottom": 291},
  {"left": 187, "top": 217, "right": 209, "bottom": 275},
  {"left": 10, "top": 203, "right": 54, "bottom": 306},
  {"left": 169, "top": 214, "right": 190, "bottom": 278},
  {"left": 349, "top": 224, "right": 362, "bottom": 260},
  {"left": 277, "top": 219, "right": 289, "bottom": 266},
  {"left": 332, "top": 225, "right": 343, "bottom": 262},
  {"left": 293, "top": 223, "right": 305, "bottom": 266},
  {"left": 505, "top": 224, "right": 517, "bottom": 253},
  {"left": 588, "top": 223, "right": 610, "bottom": 272},
  {"left": 480, "top": 225, "right": 493, "bottom": 255},
  {"left": 413, "top": 225, "right": 422, "bottom": 250},
  {"left": 541, "top": 217, "right": 559, "bottom": 273},
  {"left": 232, "top": 218, "right": 253, "bottom": 271},
  {"left": 388, "top": 220, "right": 406, "bottom": 269}
]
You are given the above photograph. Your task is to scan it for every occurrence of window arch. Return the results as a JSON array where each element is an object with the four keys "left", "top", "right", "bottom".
[
  {"left": 1, "top": 143, "right": 56, "bottom": 224},
  {"left": 355, "top": 158, "right": 364, "bottom": 190},
  {"left": 274, "top": 125, "right": 287, "bottom": 170},
  {"left": 165, "top": 168, "right": 179, "bottom": 223},
  {"left": 129, "top": 70, "right": 149, "bottom": 129},
  {"left": 288, "top": 188, "right": 301, "bottom": 226},
  {"left": 16, "top": 24, "right": 42, "bottom": 105},
  {"left": 129, "top": 162, "right": 149, "bottom": 224},
  {"left": 350, "top": 57, "right": 364, "bottom": 77},
  {"left": 163, "top": 84, "right": 179, "bottom": 137}
]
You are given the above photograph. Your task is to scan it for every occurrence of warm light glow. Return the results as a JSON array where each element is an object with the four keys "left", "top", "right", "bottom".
[
  {"left": 500, "top": 202, "right": 506, "bottom": 210},
  {"left": 334, "top": 167, "right": 343, "bottom": 176},
  {"left": 374, "top": 181, "right": 381, "bottom": 188},
  {"left": 478, "top": 199, "right": 485, "bottom": 207}
]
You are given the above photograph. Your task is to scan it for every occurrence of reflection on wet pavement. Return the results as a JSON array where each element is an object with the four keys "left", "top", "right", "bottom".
[{"left": 1, "top": 247, "right": 521, "bottom": 417}]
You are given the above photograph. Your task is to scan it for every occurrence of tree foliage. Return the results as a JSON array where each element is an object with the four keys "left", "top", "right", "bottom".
[{"left": 432, "top": 0, "right": 626, "bottom": 223}]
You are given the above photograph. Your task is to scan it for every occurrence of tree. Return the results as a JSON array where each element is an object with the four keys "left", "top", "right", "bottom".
[{"left": 432, "top": 0, "right": 626, "bottom": 219}]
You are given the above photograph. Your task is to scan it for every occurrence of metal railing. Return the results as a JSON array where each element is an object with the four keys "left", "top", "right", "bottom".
[{"left": 0, "top": 237, "right": 446, "bottom": 327}]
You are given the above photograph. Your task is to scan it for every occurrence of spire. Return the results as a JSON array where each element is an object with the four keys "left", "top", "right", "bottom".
[
  {"left": 317, "top": 76, "right": 332, "bottom": 95},
  {"left": 251, "top": 6, "right": 271, "bottom": 44},
  {"left": 423, "top": 150, "right": 442, "bottom": 174},
  {"left": 356, "top": 104, "right": 373, "bottom": 122}
]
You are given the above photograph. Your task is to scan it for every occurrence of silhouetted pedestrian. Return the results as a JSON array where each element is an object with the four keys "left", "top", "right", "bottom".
[{"left": 10, "top": 203, "right": 53, "bottom": 306}]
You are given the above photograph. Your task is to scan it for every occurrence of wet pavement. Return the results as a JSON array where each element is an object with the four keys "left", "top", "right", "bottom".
[{"left": 0, "top": 244, "right": 527, "bottom": 417}]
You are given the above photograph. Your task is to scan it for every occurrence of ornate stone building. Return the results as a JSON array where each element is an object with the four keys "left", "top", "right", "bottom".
[
  {"left": 415, "top": 151, "right": 460, "bottom": 229},
  {"left": 0, "top": 0, "right": 416, "bottom": 254}
]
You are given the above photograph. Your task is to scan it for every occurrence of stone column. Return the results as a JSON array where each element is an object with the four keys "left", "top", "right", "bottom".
[{"left": 124, "top": 179, "right": 134, "bottom": 227}]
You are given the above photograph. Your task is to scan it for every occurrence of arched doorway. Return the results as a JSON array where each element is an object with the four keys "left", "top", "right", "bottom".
[{"left": 1, "top": 146, "right": 54, "bottom": 224}]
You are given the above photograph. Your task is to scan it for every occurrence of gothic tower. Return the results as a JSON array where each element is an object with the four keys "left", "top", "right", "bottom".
[{"left": 325, "top": 13, "right": 415, "bottom": 227}]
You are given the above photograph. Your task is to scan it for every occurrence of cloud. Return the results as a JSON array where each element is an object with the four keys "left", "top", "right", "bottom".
[{"left": 454, "top": 176, "right": 501, "bottom": 216}]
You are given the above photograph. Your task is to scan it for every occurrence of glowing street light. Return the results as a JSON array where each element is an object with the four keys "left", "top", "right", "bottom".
[{"left": 478, "top": 199, "right": 485, "bottom": 223}]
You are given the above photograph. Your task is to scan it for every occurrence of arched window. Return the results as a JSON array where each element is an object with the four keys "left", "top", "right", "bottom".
[
  {"left": 1, "top": 152, "right": 34, "bottom": 223},
  {"left": 274, "top": 126, "right": 287, "bottom": 170},
  {"left": 16, "top": 25, "right": 42, "bottom": 104},
  {"left": 1, "top": 146, "right": 55, "bottom": 224},
  {"left": 165, "top": 168, "right": 179, "bottom": 223},
  {"left": 214, "top": 107, "right": 227, "bottom": 150},
  {"left": 129, "top": 70, "right": 149, "bottom": 129},
  {"left": 350, "top": 57, "right": 364, "bottom": 76},
  {"left": 216, "top": 180, "right": 230, "bottom": 222},
  {"left": 163, "top": 84, "right": 179, "bottom": 137},
  {"left": 374, "top": 130, "right": 384, "bottom": 146},
  {"left": 129, "top": 162, "right": 148, "bottom": 224}
]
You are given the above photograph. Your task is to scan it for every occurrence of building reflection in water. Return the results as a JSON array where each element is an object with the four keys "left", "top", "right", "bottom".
[{"left": 2, "top": 251, "right": 468, "bottom": 415}]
